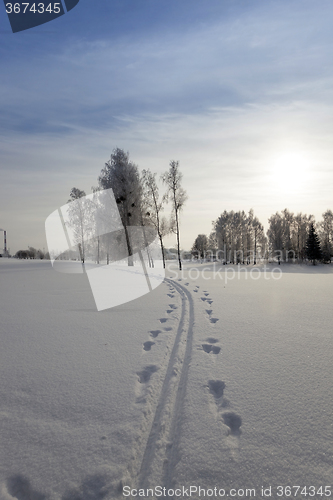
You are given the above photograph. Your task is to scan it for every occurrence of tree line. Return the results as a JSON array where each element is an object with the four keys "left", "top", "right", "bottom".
[{"left": 192, "top": 208, "right": 332, "bottom": 265}]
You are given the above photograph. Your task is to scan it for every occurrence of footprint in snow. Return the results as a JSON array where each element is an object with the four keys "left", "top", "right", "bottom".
[
  {"left": 208, "top": 379, "right": 230, "bottom": 411},
  {"left": 202, "top": 344, "right": 221, "bottom": 354},
  {"left": 222, "top": 412, "right": 242, "bottom": 436},
  {"left": 6, "top": 475, "right": 47, "bottom": 500},
  {"left": 159, "top": 318, "right": 168, "bottom": 323},
  {"left": 206, "top": 337, "right": 218, "bottom": 343},
  {"left": 150, "top": 330, "right": 161, "bottom": 338},
  {"left": 169, "top": 304, "right": 177, "bottom": 309},
  {"left": 167, "top": 294, "right": 175, "bottom": 298},
  {"left": 201, "top": 297, "right": 207, "bottom": 302},
  {"left": 206, "top": 309, "right": 213, "bottom": 315},
  {"left": 143, "top": 341, "right": 155, "bottom": 352},
  {"left": 193, "top": 289, "right": 198, "bottom": 292},
  {"left": 164, "top": 327, "right": 172, "bottom": 331},
  {"left": 62, "top": 473, "right": 110, "bottom": 500},
  {"left": 208, "top": 380, "right": 225, "bottom": 399},
  {"left": 204, "top": 292, "right": 209, "bottom": 296},
  {"left": 210, "top": 317, "right": 219, "bottom": 324},
  {"left": 166, "top": 309, "right": 173, "bottom": 314},
  {"left": 185, "top": 282, "right": 189, "bottom": 286},
  {"left": 137, "top": 365, "right": 159, "bottom": 383},
  {"left": 207, "top": 299, "right": 213, "bottom": 305}
]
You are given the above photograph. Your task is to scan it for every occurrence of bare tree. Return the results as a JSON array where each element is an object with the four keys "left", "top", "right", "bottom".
[
  {"left": 141, "top": 169, "right": 172, "bottom": 268},
  {"left": 162, "top": 160, "right": 188, "bottom": 270},
  {"left": 66, "top": 187, "right": 92, "bottom": 264},
  {"left": 251, "top": 216, "right": 265, "bottom": 264},
  {"left": 213, "top": 209, "right": 266, "bottom": 264},
  {"left": 319, "top": 209, "right": 333, "bottom": 262},
  {"left": 192, "top": 234, "right": 208, "bottom": 259}
]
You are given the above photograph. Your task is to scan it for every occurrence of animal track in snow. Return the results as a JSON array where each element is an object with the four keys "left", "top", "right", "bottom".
[
  {"left": 5, "top": 475, "right": 47, "bottom": 500},
  {"left": 159, "top": 318, "right": 168, "bottom": 323},
  {"left": 206, "top": 309, "right": 213, "bottom": 315},
  {"left": 137, "top": 365, "right": 159, "bottom": 383},
  {"left": 206, "top": 337, "right": 218, "bottom": 343},
  {"left": 164, "top": 327, "right": 172, "bottom": 331},
  {"left": 193, "top": 289, "right": 198, "bottom": 292},
  {"left": 201, "top": 297, "right": 207, "bottom": 302},
  {"left": 62, "top": 473, "right": 110, "bottom": 500},
  {"left": 143, "top": 341, "right": 155, "bottom": 351},
  {"left": 208, "top": 380, "right": 225, "bottom": 399},
  {"left": 169, "top": 304, "right": 177, "bottom": 309},
  {"left": 210, "top": 317, "right": 219, "bottom": 324},
  {"left": 167, "top": 294, "right": 175, "bottom": 298},
  {"left": 207, "top": 299, "right": 213, "bottom": 305},
  {"left": 166, "top": 310, "right": 173, "bottom": 314},
  {"left": 185, "top": 282, "right": 189, "bottom": 286},
  {"left": 222, "top": 412, "right": 242, "bottom": 436},
  {"left": 150, "top": 330, "right": 161, "bottom": 338},
  {"left": 204, "top": 292, "right": 209, "bottom": 297},
  {"left": 202, "top": 344, "right": 221, "bottom": 354}
]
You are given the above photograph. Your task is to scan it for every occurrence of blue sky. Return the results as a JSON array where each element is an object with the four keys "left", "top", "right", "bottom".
[{"left": 1, "top": 0, "right": 333, "bottom": 252}]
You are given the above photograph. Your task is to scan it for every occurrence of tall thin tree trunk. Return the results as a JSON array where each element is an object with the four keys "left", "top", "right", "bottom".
[
  {"left": 159, "top": 234, "right": 166, "bottom": 269},
  {"left": 175, "top": 205, "right": 181, "bottom": 270},
  {"left": 124, "top": 225, "right": 134, "bottom": 266}
]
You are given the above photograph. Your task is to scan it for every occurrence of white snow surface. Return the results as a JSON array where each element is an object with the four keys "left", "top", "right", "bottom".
[{"left": 0, "top": 259, "right": 332, "bottom": 500}]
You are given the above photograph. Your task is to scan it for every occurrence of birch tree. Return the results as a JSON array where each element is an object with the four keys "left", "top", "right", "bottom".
[
  {"left": 141, "top": 169, "right": 171, "bottom": 268},
  {"left": 162, "top": 160, "right": 187, "bottom": 270}
]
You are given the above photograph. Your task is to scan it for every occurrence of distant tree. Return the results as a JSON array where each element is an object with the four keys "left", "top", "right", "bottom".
[
  {"left": 141, "top": 169, "right": 172, "bottom": 268},
  {"left": 213, "top": 209, "right": 265, "bottom": 264},
  {"left": 192, "top": 234, "right": 208, "bottom": 259},
  {"left": 267, "top": 209, "right": 314, "bottom": 263},
  {"left": 36, "top": 249, "right": 45, "bottom": 259},
  {"left": 15, "top": 248, "right": 48, "bottom": 260},
  {"left": 306, "top": 223, "right": 322, "bottom": 265},
  {"left": 15, "top": 250, "right": 29, "bottom": 259},
  {"left": 162, "top": 160, "right": 188, "bottom": 270},
  {"left": 28, "top": 246, "right": 37, "bottom": 259},
  {"left": 98, "top": 148, "right": 142, "bottom": 266},
  {"left": 207, "top": 232, "right": 218, "bottom": 259},
  {"left": 319, "top": 209, "right": 333, "bottom": 263},
  {"left": 248, "top": 210, "right": 265, "bottom": 264},
  {"left": 267, "top": 212, "right": 286, "bottom": 262},
  {"left": 293, "top": 213, "right": 314, "bottom": 262}
]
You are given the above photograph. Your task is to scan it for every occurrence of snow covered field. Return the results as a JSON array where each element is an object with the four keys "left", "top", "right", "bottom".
[{"left": 0, "top": 259, "right": 332, "bottom": 500}]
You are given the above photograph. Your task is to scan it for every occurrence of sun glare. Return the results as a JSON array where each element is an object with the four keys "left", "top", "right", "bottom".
[{"left": 270, "top": 152, "right": 311, "bottom": 194}]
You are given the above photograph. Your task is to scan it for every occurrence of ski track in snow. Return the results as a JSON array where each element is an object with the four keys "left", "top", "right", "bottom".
[
  {"left": 124, "top": 278, "right": 195, "bottom": 495},
  {"left": 123, "top": 277, "right": 243, "bottom": 495}
]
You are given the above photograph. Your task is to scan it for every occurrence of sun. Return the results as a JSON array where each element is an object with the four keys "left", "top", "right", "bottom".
[{"left": 270, "top": 152, "right": 311, "bottom": 194}]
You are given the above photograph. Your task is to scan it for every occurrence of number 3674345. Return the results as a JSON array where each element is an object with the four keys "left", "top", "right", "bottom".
[{"left": 5, "top": 3, "right": 62, "bottom": 14}]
